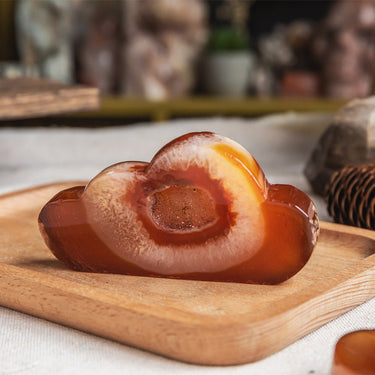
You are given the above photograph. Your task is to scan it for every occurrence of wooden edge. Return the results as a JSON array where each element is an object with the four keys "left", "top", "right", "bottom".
[
  {"left": 1, "top": 261, "right": 375, "bottom": 365},
  {"left": 0, "top": 263, "right": 202, "bottom": 324},
  {"left": 0, "top": 181, "right": 88, "bottom": 201},
  {"left": 321, "top": 220, "right": 375, "bottom": 240}
]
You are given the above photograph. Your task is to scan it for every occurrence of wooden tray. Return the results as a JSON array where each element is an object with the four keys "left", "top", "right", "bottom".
[{"left": 1, "top": 182, "right": 375, "bottom": 365}]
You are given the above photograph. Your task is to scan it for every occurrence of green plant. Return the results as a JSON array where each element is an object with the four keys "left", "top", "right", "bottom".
[{"left": 206, "top": 26, "right": 249, "bottom": 52}]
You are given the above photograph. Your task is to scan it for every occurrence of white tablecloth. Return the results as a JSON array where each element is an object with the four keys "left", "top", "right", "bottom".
[{"left": 1, "top": 114, "right": 374, "bottom": 375}]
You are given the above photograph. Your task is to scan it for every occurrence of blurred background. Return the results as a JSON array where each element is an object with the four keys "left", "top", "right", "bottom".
[{"left": 1, "top": 0, "right": 374, "bottom": 124}]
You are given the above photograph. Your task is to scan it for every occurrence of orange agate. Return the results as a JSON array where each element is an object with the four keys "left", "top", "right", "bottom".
[
  {"left": 332, "top": 330, "right": 375, "bottom": 375},
  {"left": 38, "top": 132, "right": 319, "bottom": 284}
]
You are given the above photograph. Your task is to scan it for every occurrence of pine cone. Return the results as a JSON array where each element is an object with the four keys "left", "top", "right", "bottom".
[{"left": 326, "top": 165, "right": 375, "bottom": 229}]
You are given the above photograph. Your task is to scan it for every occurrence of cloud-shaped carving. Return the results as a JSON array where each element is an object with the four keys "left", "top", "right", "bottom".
[{"left": 39, "top": 132, "right": 319, "bottom": 284}]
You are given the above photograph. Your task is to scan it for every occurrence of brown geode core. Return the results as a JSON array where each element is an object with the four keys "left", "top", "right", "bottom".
[
  {"left": 149, "top": 185, "right": 217, "bottom": 231},
  {"left": 131, "top": 166, "right": 236, "bottom": 246}
]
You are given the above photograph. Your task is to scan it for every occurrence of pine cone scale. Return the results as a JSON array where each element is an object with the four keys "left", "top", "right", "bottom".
[{"left": 326, "top": 164, "right": 375, "bottom": 230}]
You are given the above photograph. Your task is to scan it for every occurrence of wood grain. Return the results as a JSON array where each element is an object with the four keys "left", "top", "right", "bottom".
[
  {"left": 1, "top": 182, "right": 375, "bottom": 365},
  {"left": 0, "top": 78, "right": 100, "bottom": 120}
]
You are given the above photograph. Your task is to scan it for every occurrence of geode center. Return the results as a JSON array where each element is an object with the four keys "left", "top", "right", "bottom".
[{"left": 149, "top": 185, "right": 217, "bottom": 231}]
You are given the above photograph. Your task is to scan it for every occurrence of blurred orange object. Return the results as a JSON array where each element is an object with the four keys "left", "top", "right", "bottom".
[
  {"left": 280, "top": 70, "right": 321, "bottom": 98},
  {"left": 332, "top": 330, "right": 375, "bottom": 375}
]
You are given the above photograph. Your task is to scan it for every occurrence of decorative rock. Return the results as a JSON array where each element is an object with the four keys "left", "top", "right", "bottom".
[
  {"left": 122, "top": 0, "right": 207, "bottom": 100},
  {"left": 313, "top": 0, "right": 375, "bottom": 99},
  {"left": 304, "top": 97, "right": 375, "bottom": 195},
  {"left": 16, "top": 0, "right": 77, "bottom": 84}
]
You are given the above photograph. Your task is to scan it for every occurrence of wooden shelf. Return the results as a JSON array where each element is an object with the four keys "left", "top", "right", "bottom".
[
  {"left": 72, "top": 96, "right": 346, "bottom": 122},
  {"left": 0, "top": 78, "right": 100, "bottom": 120}
]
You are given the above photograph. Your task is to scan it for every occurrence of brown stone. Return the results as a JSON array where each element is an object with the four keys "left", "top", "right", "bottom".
[{"left": 304, "top": 97, "right": 375, "bottom": 195}]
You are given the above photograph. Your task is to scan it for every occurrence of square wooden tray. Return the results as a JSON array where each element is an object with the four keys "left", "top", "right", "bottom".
[{"left": 1, "top": 182, "right": 375, "bottom": 365}]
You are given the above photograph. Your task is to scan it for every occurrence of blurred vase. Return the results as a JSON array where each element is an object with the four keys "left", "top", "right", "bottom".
[
  {"left": 74, "top": 0, "right": 121, "bottom": 94},
  {"left": 16, "top": 0, "right": 75, "bottom": 84},
  {"left": 202, "top": 52, "right": 254, "bottom": 97}
]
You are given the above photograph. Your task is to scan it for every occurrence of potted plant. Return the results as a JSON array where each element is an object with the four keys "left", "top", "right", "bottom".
[{"left": 202, "top": 26, "right": 254, "bottom": 97}]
